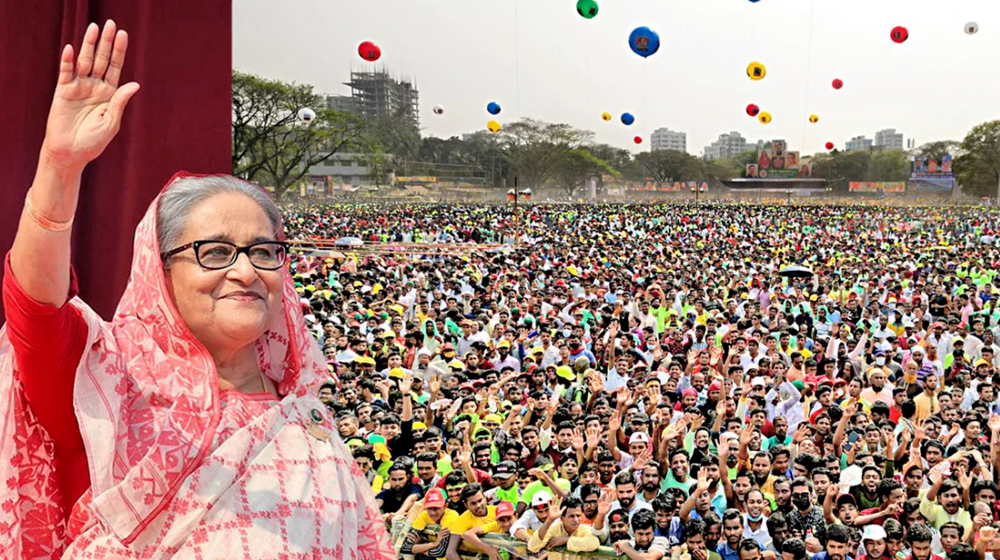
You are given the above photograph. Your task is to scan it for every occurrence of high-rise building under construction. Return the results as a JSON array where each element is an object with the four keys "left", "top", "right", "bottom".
[{"left": 327, "top": 69, "right": 419, "bottom": 126}]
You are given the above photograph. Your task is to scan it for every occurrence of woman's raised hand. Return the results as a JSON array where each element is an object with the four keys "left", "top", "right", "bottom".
[{"left": 43, "top": 20, "right": 140, "bottom": 172}]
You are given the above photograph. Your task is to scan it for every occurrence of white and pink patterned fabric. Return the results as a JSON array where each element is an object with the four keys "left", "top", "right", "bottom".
[{"left": 0, "top": 172, "right": 395, "bottom": 559}]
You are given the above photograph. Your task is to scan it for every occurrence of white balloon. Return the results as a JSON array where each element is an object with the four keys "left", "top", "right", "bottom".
[
  {"left": 433, "top": 105, "right": 445, "bottom": 115},
  {"left": 965, "top": 22, "right": 979, "bottom": 35},
  {"left": 297, "top": 107, "right": 316, "bottom": 124}
]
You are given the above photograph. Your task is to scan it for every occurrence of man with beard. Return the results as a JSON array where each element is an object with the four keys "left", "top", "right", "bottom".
[
  {"left": 606, "top": 509, "right": 632, "bottom": 545},
  {"left": 416, "top": 452, "right": 442, "bottom": 493},
  {"left": 403, "top": 488, "right": 459, "bottom": 558},
  {"left": 377, "top": 462, "right": 425, "bottom": 522},
  {"left": 809, "top": 524, "right": 853, "bottom": 560},
  {"left": 527, "top": 497, "right": 600, "bottom": 560},
  {"left": 716, "top": 509, "right": 750, "bottom": 560},
  {"left": 614, "top": 510, "right": 670, "bottom": 560},
  {"left": 445, "top": 483, "right": 498, "bottom": 560},
  {"left": 850, "top": 466, "right": 883, "bottom": 511},
  {"left": 751, "top": 452, "right": 777, "bottom": 495},
  {"left": 921, "top": 468, "right": 972, "bottom": 538},
  {"left": 593, "top": 471, "right": 654, "bottom": 542},
  {"left": 902, "top": 523, "right": 942, "bottom": 560},
  {"left": 579, "top": 484, "right": 602, "bottom": 526},
  {"left": 766, "top": 513, "right": 790, "bottom": 554},
  {"left": 853, "top": 479, "right": 905, "bottom": 527},
  {"left": 637, "top": 463, "right": 662, "bottom": 504},
  {"left": 785, "top": 479, "right": 827, "bottom": 546}
]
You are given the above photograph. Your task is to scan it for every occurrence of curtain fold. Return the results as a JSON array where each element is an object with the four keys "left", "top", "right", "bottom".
[{"left": 0, "top": 0, "right": 232, "bottom": 321}]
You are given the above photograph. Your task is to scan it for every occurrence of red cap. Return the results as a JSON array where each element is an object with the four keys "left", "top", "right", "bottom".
[
  {"left": 425, "top": 488, "right": 446, "bottom": 508},
  {"left": 496, "top": 500, "right": 515, "bottom": 519}
]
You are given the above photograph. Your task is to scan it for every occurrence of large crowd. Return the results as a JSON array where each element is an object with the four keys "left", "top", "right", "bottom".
[{"left": 285, "top": 202, "right": 1000, "bottom": 560}]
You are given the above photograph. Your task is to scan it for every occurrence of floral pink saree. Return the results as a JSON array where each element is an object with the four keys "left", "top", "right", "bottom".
[{"left": 0, "top": 172, "right": 395, "bottom": 559}]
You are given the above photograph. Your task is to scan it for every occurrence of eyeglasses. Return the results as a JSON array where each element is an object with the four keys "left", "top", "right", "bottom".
[{"left": 162, "top": 240, "right": 289, "bottom": 271}]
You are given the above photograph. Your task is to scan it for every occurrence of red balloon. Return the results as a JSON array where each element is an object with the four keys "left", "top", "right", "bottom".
[
  {"left": 358, "top": 41, "right": 381, "bottom": 62},
  {"left": 746, "top": 104, "right": 760, "bottom": 117},
  {"left": 825, "top": 142, "right": 834, "bottom": 150},
  {"left": 832, "top": 78, "right": 843, "bottom": 90},
  {"left": 634, "top": 136, "right": 643, "bottom": 144},
  {"left": 890, "top": 26, "right": 909, "bottom": 43}
]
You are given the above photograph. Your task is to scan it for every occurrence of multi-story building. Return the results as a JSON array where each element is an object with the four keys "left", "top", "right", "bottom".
[
  {"left": 703, "top": 131, "right": 748, "bottom": 160},
  {"left": 845, "top": 136, "right": 874, "bottom": 151},
  {"left": 650, "top": 128, "right": 687, "bottom": 152},
  {"left": 325, "top": 69, "right": 419, "bottom": 125},
  {"left": 875, "top": 128, "right": 904, "bottom": 150}
]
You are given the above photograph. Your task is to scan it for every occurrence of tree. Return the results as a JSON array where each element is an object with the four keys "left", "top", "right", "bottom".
[
  {"left": 634, "top": 150, "right": 703, "bottom": 186},
  {"left": 551, "top": 149, "right": 618, "bottom": 197},
  {"left": 867, "top": 149, "right": 910, "bottom": 182},
  {"left": 495, "top": 119, "right": 592, "bottom": 189},
  {"left": 916, "top": 140, "right": 959, "bottom": 161},
  {"left": 367, "top": 107, "right": 421, "bottom": 160},
  {"left": 956, "top": 120, "right": 1000, "bottom": 198},
  {"left": 232, "top": 70, "right": 372, "bottom": 200}
]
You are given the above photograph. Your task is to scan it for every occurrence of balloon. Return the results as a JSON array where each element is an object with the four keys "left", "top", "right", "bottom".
[
  {"left": 621, "top": 113, "right": 635, "bottom": 126},
  {"left": 890, "top": 26, "right": 909, "bottom": 43},
  {"left": 358, "top": 41, "right": 381, "bottom": 62},
  {"left": 825, "top": 142, "right": 835, "bottom": 150},
  {"left": 601, "top": 112, "right": 612, "bottom": 122},
  {"left": 577, "top": 0, "right": 598, "bottom": 19},
  {"left": 487, "top": 120, "right": 501, "bottom": 133},
  {"left": 634, "top": 136, "right": 643, "bottom": 145},
  {"left": 747, "top": 62, "right": 766, "bottom": 81},
  {"left": 809, "top": 114, "right": 819, "bottom": 123},
  {"left": 487, "top": 102, "right": 502, "bottom": 115},
  {"left": 433, "top": 105, "right": 444, "bottom": 115},
  {"left": 758, "top": 112, "right": 772, "bottom": 124},
  {"left": 628, "top": 27, "right": 660, "bottom": 58},
  {"left": 297, "top": 107, "right": 316, "bottom": 124},
  {"left": 746, "top": 104, "right": 760, "bottom": 117},
  {"left": 965, "top": 22, "right": 979, "bottom": 35},
  {"left": 832, "top": 78, "right": 844, "bottom": 90}
]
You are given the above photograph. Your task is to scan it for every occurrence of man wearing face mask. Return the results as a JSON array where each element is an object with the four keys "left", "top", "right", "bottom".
[
  {"left": 566, "top": 335, "right": 596, "bottom": 368},
  {"left": 785, "top": 479, "right": 827, "bottom": 548},
  {"left": 861, "top": 364, "right": 895, "bottom": 407}
]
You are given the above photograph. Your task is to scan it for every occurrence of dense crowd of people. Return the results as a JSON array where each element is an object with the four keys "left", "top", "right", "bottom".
[{"left": 286, "top": 201, "right": 1000, "bottom": 560}]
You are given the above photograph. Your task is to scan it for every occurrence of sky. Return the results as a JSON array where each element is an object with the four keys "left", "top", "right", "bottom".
[{"left": 233, "top": 0, "right": 1000, "bottom": 156}]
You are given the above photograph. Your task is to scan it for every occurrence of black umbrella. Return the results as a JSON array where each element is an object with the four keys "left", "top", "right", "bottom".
[{"left": 779, "top": 265, "right": 814, "bottom": 278}]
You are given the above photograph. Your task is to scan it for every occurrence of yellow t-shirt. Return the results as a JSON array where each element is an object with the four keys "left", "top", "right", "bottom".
[
  {"left": 446, "top": 506, "right": 498, "bottom": 550},
  {"left": 412, "top": 509, "right": 460, "bottom": 532}
]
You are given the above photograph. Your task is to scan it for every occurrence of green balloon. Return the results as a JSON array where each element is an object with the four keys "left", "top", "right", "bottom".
[{"left": 576, "top": 0, "right": 598, "bottom": 18}]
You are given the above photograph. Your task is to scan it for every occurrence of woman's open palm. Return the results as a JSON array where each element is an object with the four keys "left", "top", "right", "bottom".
[{"left": 44, "top": 20, "right": 140, "bottom": 170}]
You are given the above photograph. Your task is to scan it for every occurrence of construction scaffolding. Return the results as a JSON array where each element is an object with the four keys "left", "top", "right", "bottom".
[{"left": 344, "top": 69, "right": 419, "bottom": 126}]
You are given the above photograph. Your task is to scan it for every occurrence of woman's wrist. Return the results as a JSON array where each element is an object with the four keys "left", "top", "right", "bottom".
[{"left": 32, "top": 152, "right": 83, "bottom": 222}]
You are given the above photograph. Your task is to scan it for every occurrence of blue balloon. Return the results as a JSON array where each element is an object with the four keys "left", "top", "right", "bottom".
[
  {"left": 628, "top": 26, "right": 660, "bottom": 58},
  {"left": 487, "top": 102, "right": 502, "bottom": 115},
  {"left": 621, "top": 112, "right": 635, "bottom": 126}
]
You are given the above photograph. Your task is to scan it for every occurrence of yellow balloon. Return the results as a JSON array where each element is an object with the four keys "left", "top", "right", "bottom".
[
  {"left": 758, "top": 112, "right": 772, "bottom": 124},
  {"left": 809, "top": 114, "right": 819, "bottom": 123},
  {"left": 601, "top": 112, "right": 612, "bottom": 122},
  {"left": 747, "top": 61, "right": 766, "bottom": 81},
  {"left": 487, "top": 120, "right": 501, "bottom": 133}
]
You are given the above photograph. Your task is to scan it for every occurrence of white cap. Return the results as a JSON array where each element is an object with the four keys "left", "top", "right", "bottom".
[
  {"left": 839, "top": 465, "right": 863, "bottom": 493},
  {"left": 912, "top": 346, "right": 926, "bottom": 355},
  {"left": 751, "top": 377, "right": 766, "bottom": 387},
  {"left": 531, "top": 491, "right": 553, "bottom": 508},
  {"left": 629, "top": 432, "right": 650, "bottom": 445},
  {"left": 862, "top": 525, "right": 887, "bottom": 542}
]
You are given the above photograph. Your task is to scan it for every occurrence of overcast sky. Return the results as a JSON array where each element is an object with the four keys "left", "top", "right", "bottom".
[{"left": 234, "top": 0, "right": 1000, "bottom": 156}]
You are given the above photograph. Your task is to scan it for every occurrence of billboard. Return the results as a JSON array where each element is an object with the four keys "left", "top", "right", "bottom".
[
  {"left": 912, "top": 155, "right": 954, "bottom": 177},
  {"left": 909, "top": 177, "right": 955, "bottom": 191},
  {"left": 746, "top": 140, "right": 811, "bottom": 178},
  {"left": 849, "top": 182, "right": 906, "bottom": 194},
  {"left": 626, "top": 178, "right": 707, "bottom": 192}
]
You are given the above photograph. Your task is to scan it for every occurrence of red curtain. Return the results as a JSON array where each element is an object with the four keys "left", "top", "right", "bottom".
[{"left": 0, "top": 0, "right": 232, "bottom": 321}]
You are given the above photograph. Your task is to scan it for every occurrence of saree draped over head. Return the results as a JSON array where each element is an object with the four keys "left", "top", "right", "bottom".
[{"left": 0, "top": 172, "right": 396, "bottom": 559}]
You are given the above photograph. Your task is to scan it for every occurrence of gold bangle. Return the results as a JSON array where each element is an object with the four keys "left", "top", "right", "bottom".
[{"left": 24, "top": 191, "right": 74, "bottom": 232}]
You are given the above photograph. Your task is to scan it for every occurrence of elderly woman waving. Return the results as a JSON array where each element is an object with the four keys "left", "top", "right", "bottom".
[{"left": 0, "top": 20, "right": 395, "bottom": 559}]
